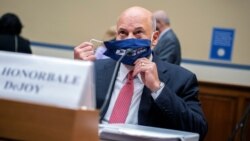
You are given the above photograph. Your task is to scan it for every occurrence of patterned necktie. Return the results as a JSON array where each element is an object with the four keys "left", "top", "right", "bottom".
[{"left": 109, "top": 71, "right": 134, "bottom": 123}]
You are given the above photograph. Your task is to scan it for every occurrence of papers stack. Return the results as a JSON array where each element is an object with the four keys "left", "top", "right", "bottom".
[{"left": 99, "top": 124, "right": 199, "bottom": 141}]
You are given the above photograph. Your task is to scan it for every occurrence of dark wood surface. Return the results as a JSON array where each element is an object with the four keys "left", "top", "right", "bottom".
[{"left": 199, "top": 81, "right": 250, "bottom": 141}]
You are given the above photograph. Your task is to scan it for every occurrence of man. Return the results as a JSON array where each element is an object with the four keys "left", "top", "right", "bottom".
[
  {"left": 74, "top": 6, "right": 207, "bottom": 140},
  {"left": 0, "top": 13, "right": 32, "bottom": 54},
  {"left": 153, "top": 10, "right": 181, "bottom": 65}
]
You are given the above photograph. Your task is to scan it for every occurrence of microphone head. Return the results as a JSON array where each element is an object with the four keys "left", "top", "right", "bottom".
[{"left": 126, "top": 49, "right": 133, "bottom": 56}]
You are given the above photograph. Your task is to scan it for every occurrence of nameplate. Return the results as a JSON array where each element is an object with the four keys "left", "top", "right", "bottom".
[{"left": 0, "top": 51, "right": 95, "bottom": 109}]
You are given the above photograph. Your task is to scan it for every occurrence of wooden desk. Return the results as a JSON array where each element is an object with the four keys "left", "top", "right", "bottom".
[{"left": 0, "top": 99, "right": 99, "bottom": 141}]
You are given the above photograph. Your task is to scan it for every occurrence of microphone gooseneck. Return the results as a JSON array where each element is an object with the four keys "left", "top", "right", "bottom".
[{"left": 99, "top": 49, "right": 133, "bottom": 121}]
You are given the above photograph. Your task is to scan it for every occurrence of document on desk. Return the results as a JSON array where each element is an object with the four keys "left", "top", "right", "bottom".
[{"left": 99, "top": 124, "right": 199, "bottom": 141}]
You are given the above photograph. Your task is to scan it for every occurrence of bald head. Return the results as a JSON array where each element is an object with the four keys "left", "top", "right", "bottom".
[
  {"left": 153, "top": 10, "right": 170, "bottom": 25},
  {"left": 116, "top": 7, "right": 156, "bottom": 38},
  {"left": 121, "top": 6, "right": 152, "bottom": 16},
  {"left": 114, "top": 6, "right": 159, "bottom": 46},
  {"left": 153, "top": 10, "right": 170, "bottom": 33},
  {"left": 119, "top": 6, "right": 153, "bottom": 24}
]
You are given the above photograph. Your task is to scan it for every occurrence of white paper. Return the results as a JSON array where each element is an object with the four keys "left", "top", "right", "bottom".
[{"left": 0, "top": 51, "right": 95, "bottom": 109}]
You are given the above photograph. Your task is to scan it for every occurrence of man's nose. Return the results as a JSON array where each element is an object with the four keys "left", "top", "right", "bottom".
[{"left": 127, "top": 33, "right": 136, "bottom": 39}]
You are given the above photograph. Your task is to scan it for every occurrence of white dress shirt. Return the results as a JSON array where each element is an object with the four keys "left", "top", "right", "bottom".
[{"left": 102, "top": 55, "right": 164, "bottom": 124}]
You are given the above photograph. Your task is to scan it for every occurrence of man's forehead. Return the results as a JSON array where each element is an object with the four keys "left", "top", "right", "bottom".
[
  {"left": 121, "top": 6, "right": 152, "bottom": 18},
  {"left": 117, "top": 25, "right": 145, "bottom": 31},
  {"left": 117, "top": 16, "right": 150, "bottom": 30}
]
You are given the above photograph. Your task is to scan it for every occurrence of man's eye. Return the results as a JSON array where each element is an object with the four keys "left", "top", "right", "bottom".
[
  {"left": 135, "top": 30, "right": 143, "bottom": 34},
  {"left": 118, "top": 31, "right": 126, "bottom": 35}
]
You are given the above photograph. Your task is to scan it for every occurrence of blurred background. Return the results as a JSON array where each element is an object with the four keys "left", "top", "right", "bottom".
[
  {"left": 1, "top": 0, "right": 250, "bottom": 141},
  {"left": 0, "top": 0, "right": 249, "bottom": 64}
]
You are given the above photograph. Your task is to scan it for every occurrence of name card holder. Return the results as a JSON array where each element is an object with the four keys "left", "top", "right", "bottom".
[{"left": 0, "top": 99, "right": 99, "bottom": 141}]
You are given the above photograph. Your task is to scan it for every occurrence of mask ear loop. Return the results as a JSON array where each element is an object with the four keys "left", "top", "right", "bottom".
[
  {"left": 89, "top": 39, "right": 104, "bottom": 54},
  {"left": 89, "top": 39, "right": 104, "bottom": 49}
]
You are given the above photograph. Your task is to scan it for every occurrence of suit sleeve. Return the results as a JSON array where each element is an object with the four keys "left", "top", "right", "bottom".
[
  {"left": 18, "top": 37, "right": 32, "bottom": 54},
  {"left": 154, "top": 74, "right": 208, "bottom": 141},
  {"left": 154, "top": 37, "right": 181, "bottom": 65},
  {"left": 24, "top": 40, "right": 32, "bottom": 54}
]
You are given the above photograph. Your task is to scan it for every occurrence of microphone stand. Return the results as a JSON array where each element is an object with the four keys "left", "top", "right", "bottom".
[
  {"left": 228, "top": 104, "right": 250, "bottom": 141},
  {"left": 99, "top": 49, "right": 133, "bottom": 121}
]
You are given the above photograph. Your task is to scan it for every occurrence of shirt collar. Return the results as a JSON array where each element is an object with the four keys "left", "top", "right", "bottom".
[
  {"left": 159, "top": 27, "right": 171, "bottom": 39},
  {"left": 118, "top": 54, "right": 153, "bottom": 83},
  {"left": 117, "top": 63, "right": 131, "bottom": 82}
]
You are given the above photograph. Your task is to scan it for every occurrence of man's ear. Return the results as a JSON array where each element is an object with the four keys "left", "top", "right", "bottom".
[{"left": 151, "top": 31, "right": 159, "bottom": 48}]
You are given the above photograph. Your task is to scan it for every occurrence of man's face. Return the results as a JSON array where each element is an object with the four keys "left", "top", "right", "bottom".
[{"left": 116, "top": 12, "right": 153, "bottom": 41}]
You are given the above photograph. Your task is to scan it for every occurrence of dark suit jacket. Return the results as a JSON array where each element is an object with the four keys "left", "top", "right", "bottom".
[
  {"left": 95, "top": 56, "right": 207, "bottom": 140},
  {"left": 154, "top": 29, "right": 181, "bottom": 65},
  {"left": 0, "top": 34, "right": 32, "bottom": 54}
]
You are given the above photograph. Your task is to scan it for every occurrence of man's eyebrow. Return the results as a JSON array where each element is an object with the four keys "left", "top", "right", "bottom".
[
  {"left": 134, "top": 27, "right": 145, "bottom": 31},
  {"left": 117, "top": 28, "right": 127, "bottom": 31}
]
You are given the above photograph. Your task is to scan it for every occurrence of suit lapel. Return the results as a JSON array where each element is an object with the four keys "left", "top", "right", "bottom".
[
  {"left": 96, "top": 59, "right": 116, "bottom": 107},
  {"left": 96, "top": 59, "right": 117, "bottom": 120},
  {"left": 153, "top": 55, "right": 170, "bottom": 84},
  {"left": 138, "top": 55, "right": 170, "bottom": 124}
]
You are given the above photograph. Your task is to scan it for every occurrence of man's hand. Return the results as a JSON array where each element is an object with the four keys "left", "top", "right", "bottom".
[
  {"left": 133, "top": 58, "right": 161, "bottom": 92},
  {"left": 74, "top": 42, "right": 96, "bottom": 61}
]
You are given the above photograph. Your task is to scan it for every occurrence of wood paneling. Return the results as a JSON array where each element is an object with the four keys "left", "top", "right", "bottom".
[
  {"left": 200, "top": 95, "right": 237, "bottom": 141},
  {"left": 198, "top": 82, "right": 250, "bottom": 141}
]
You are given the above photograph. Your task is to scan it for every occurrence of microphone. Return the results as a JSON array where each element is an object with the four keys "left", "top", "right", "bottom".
[{"left": 99, "top": 49, "right": 133, "bottom": 121}]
